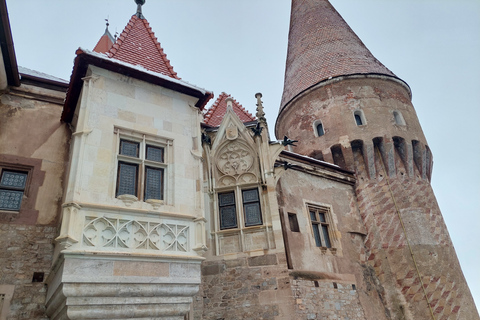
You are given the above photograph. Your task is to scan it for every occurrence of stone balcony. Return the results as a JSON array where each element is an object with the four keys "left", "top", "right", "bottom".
[{"left": 45, "top": 202, "right": 204, "bottom": 320}]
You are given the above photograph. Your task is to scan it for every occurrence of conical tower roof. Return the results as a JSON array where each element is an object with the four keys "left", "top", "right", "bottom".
[
  {"left": 280, "top": 0, "right": 399, "bottom": 111},
  {"left": 108, "top": 12, "right": 179, "bottom": 79},
  {"left": 93, "top": 23, "right": 115, "bottom": 54},
  {"left": 204, "top": 92, "right": 255, "bottom": 127}
]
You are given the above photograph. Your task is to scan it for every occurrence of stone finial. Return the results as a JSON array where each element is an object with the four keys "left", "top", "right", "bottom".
[
  {"left": 135, "top": 0, "right": 146, "bottom": 19},
  {"left": 225, "top": 97, "right": 234, "bottom": 111},
  {"left": 255, "top": 93, "right": 266, "bottom": 123}
]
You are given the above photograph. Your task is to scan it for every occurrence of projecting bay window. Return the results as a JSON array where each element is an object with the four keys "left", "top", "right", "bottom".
[
  {"left": 0, "top": 168, "right": 28, "bottom": 211},
  {"left": 309, "top": 206, "right": 332, "bottom": 248},
  {"left": 116, "top": 138, "right": 165, "bottom": 202},
  {"left": 219, "top": 188, "right": 262, "bottom": 230}
]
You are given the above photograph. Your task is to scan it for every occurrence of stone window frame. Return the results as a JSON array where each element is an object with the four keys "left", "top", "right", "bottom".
[
  {"left": 312, "top": 119, "right": 325, "bottom": 137},
  {"left": 217, "top": 186, "right": 263, "bottom": 231},
  {"left": 0, "top": 165, "right": 30, "bottom": 212},
  {"left": 353, "top": 109, "right": 367, "bottom": 126},
  {"left": 114, "top": 127, "right": 173, "bottom": 207},
  {"left": 305, "top": 202, "right": 340, "bottom": 254},
  {"left": 0, "top": 156, "right": 44, "bottom": 224}
]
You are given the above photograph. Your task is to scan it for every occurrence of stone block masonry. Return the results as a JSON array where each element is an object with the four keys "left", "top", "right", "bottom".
[
  {"left": 0, "top": 224, "right": 57, "bottom": 320},
  {"left": 193, "top": 254, "right": 295, "bottom": 320},
  {"left": 292, "top": 279, "right": 366, "bottom": 320}
]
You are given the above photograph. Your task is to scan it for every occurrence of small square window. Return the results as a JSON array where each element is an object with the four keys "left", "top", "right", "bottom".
[
  {"left": 116, "top": 138, "right": 166, "bottom": 202},
  {"left": 0, "top": 169, "right": 28, "bottom": 211}
]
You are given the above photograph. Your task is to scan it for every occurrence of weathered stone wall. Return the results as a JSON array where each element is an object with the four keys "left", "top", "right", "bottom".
[
  {"left": 193, "top": 254, "right": 295, "bottom": 320},
  {"left": 0, "top": 82, "right": 68, "bottom": 319},
  {"left": 292, "top": 279, "right": 365, "bottom": 320},
  {"left": 0, "top": 224, "right": 57, "bottom": 320}
]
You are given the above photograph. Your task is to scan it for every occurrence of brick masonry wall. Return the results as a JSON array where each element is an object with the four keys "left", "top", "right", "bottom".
[
  {"left": 193, "top": 254, "right": 295, "bottom": 320},
  {"left": 292, "top": 279, "right": 365, "bottom": 320},
  {"left": 0, "top": 224, "right": 57, "bottom": 320},
  {"left": 353, "top": 147, "right": 479, "bottom": 320}
]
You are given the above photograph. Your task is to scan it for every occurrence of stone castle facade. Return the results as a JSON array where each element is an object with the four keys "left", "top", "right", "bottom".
[{"left": 0, "top": 0, "right": 478, "bottom": 319}]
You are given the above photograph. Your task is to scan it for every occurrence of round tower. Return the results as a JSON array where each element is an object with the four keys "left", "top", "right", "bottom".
[{"left": 276, "top": 0, "right": 479, "bottom": 319}]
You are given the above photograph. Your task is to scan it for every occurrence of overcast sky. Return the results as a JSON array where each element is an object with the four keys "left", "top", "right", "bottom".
[{"left": 6, "top": 0, "right": 479, "bottom": 310}]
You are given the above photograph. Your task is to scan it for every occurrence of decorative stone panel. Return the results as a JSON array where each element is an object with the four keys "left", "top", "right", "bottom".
[{"left": 83, "top": 216, "right": 189, "bottom": 252}]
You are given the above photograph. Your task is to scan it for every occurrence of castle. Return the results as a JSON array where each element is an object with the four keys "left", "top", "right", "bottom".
[{"left": 0, "top": 0, "right": 478, "bottom": 319}]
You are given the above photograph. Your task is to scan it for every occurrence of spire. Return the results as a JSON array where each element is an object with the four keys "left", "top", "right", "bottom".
[
  {"left": 204, "top": 92, "right": 255, "bottom": 126},
  {"left": 93, "top": 19, "right": 115, "bottom": 54},
  {"left": 280, "top": 0, "right": 398, "bottom": 111},
  {"left": 135, "top": 0, "right": 145, "bottom": 19},
  {"left": 107, "top": 0, "right": 179, "bottom": 79}
]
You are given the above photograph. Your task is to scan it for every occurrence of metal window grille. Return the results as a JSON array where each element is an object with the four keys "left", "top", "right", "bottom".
[{"left": 0, "top": 170, "right": 28, "bottom": 211}]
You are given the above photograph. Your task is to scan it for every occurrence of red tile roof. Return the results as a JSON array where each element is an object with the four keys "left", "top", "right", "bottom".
[
  {"left": 280, "top": 0, "right": 399, "bottom": 111},
  {"left": 204, "top": 92, "right": 255, "bottom": 126},
  {"left": 108, "top": 14, "right": 179, "bottom": 79},
  {"left": 93, "top": 28, "right": 115, "bottom": 54}
]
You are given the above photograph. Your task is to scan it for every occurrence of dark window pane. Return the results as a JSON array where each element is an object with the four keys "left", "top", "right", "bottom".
[
  {"left": 0, "top": 171, "right": 27, "bottom": 189},
  {"left": 322, "top": 225, "right": 332, "bottom": 248},
  {"left": 220, "top": 205, "right": 237, "bottom": 229},
  {"left": 316, "top": 123, "right": 324, "bottom": 136},
  {"left": 354, "top": 114, "right": 363, "bottom": 126},
  {"left": 120, "top": 140, "right": 139, "bottom": 157},
  {"left": 219, "top": 191, "right": 237, "bottom": 229},
  {"left": 219, "top": 192, "right": 235, "bottom": 206},
  {"left": 145, "top": 167, "right": 163, "bottom": 200},
  {"left": 312, "top": 225, "right": 322, "bottom": 247},
  {"left": 242, "top": 189, "right": 262, "bottom": 227},
  {"left": 288, "top": 213, "right": 300, "bottom": 232},
  {"left": 244, "top": 203, "right": 262, "bottom": 226},
  {"left": 117, "top": 162, "right": 137, "bottom": 196},
  {"left": 319, "top": 212, "right": 326, "bottom": 223},
  {"left": 146, "top": 145, "right": 164, "bottom": 162},
  {"left": 0, "top": 189, "right": 24, "bottom": 211},
  {"left": 242, "top": 189, "right": 259, "bottom": 203},
  {"left": 310, "top": 211, "right": 317, "bottom": 221}
]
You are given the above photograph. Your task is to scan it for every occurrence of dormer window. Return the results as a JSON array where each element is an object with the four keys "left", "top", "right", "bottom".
[{"left": 353, "top": 110, "right": 366, "bottom": 126}]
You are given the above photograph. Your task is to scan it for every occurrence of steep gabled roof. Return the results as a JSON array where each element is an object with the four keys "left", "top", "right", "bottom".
[
  {"left": 204, "top": 92, "right": 255, "bottom": 127},
  {"left": 93, "top": 25, "right": 115, "bottom": 54},
  {"left": 280, "top": 0, "right": 402, "bottom": 111},
  {"left": 108, "top": 14, "right": 179, "bottom": 79}
]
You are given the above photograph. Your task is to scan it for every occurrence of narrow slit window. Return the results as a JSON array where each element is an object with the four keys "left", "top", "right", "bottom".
[
  {"left": 288, "top": 212, "right": 300, "bottom": 232},
  {"left": 316, "top": 123, "right": 325, "bottom": 136},
  {"left": 354, "top": 110, "right": 365, "bottom": 126},
  {"left": 393, "top": 111, "right": 406, "bottom": 126}
]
